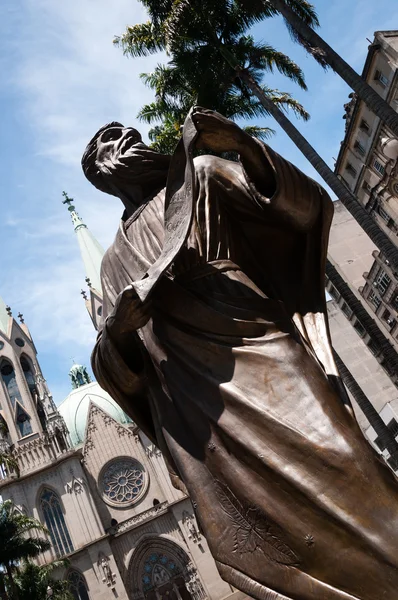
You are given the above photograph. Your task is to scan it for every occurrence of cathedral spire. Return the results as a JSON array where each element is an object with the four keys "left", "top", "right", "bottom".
[{"left": 62, "top": 192, "right": 104, "bottom": 293}]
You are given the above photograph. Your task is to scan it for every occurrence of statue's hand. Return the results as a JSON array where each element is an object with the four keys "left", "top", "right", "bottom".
[
  {"left": 106, "top": 285, "right": 152, "bottom": 337},
  {"left": 192, "top": 107, "right": 247, "bottom": 153}
]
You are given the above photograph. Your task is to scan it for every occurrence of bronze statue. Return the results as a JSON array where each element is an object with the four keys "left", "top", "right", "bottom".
[{"left": 83, "top": 108, "right": 398, "bottom": 600}]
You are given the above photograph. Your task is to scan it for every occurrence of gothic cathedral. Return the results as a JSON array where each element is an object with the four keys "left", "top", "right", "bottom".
[{"left": 0, "top": 198, "right": 242, "bottom": 600}]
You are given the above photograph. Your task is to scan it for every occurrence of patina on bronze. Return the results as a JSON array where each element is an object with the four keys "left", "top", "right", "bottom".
[{"left": 83, "top": 108, "right": 398, "bottom": 600}]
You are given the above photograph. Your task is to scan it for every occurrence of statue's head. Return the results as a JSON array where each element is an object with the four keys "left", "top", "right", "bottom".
[{"left": 82, "top": 122, "right": 171, "bottom": 211}]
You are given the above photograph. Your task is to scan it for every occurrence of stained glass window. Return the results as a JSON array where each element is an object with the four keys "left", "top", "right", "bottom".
[
  {"left": 101, "top": 458, "right": 146, "bottom": 505},
  {"left": 15, "top": 403, "right": 32, "bottom": 437},
  {"left": 1, "top": 360, "right": 24, "bottom": 407},
  {"left": 20, "top": 357, "right": 36, "bottom": 392},
  {"left": 141, "top": 552, "right": 180, "bottom": 592},
  {"left": 68, "top": 570, "right": 90, "bottom": 600},
  {"left": 40, "top": 489, "right": 74, "bottom": 557}
]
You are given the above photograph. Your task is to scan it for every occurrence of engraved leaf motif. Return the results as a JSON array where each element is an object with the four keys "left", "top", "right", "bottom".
[{"left": 214, "top": 480, "right": 299, "bottom": 566}]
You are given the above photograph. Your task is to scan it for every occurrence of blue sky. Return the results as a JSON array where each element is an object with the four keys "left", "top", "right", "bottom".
[{"left": 1, "top": 0, "right": 398, "bottom": 404}]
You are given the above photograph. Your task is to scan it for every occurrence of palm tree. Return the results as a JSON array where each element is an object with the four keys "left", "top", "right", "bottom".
[
  {"left": 14, "top": 560, "right": 73, "bottom": 600},
  {"left": 115, "top": 0, "right": 398, "bottom": 271},
  {"left": 138, "top": 61, "right": 308, "bottom": 153},
  {"left": 0, "top": 501, "right": 51, "bottom": 600},
  {"left": 258, "top": 0, "right": 398, "bottom": 139}
]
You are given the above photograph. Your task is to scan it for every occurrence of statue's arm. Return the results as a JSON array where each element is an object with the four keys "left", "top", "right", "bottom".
[
  {"left": 192, "top": 107, "right": 325, "bottom": 231},
  {"left": 91, "top": 285, "right": 151, "bottom": 401}
]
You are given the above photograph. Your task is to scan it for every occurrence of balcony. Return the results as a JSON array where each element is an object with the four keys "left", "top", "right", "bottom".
[{"left": 110, "top": 501, "right": 168, "bottom": 536}]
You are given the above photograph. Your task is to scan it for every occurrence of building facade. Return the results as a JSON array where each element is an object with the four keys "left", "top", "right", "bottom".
[
  {"left": 0, "top": 306, "right": 237, "bottom": 600},
  {"left": 334, "top": 30, "right": 398, "bottom": 353},
  {"left": 0, "top": 199, "right": 242, "bottom": 600}
]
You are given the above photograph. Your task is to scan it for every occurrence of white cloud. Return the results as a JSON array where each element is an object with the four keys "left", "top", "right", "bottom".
[{"left": 0, "top": 0, "right": 164, "bottom": 391}]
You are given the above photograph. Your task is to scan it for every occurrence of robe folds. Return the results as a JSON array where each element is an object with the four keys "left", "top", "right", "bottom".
[{"left": 92, "top": 132, "right": 398, "bottom": 600}]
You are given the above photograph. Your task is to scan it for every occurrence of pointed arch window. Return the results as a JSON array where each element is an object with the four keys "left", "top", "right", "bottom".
[
  {"left": 15, "top": 403, "right": 32, "bottom": 437},
  {"left": 1, "top": 360, "right": 24, "bottom": 407},
  {"left": 20, "top": 356, "right": 37, "bottom": 394},
  {"left": 68, "top": 570, "right": 90, "bottom": 600},
  {"left": 20, "top": 356, "right": 46, "bottom": 429},
  {"left": 40, "top": 489, "right": 74, "bottom": 557}
]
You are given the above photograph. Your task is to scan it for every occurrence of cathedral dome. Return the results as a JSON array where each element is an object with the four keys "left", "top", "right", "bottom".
[{"left": 58, "top": 364, "right": 131, "bottom": 447}]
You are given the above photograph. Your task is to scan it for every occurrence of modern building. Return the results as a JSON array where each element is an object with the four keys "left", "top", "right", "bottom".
[
  {"left": 334, "top": 30, "right": 398, "bottom": 352},
  {"left": 329, "top": 30, "right": 398, "bottom": 463}
]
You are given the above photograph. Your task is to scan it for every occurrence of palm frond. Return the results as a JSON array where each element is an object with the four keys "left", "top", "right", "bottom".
[
  {"left": 242, "top": 125, "right": 275, "bottom": 140},
  {"left": 113, "top": 21, "right": 165, "bottom": 57}
]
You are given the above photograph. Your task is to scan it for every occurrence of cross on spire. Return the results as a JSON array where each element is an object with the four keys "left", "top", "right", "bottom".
[
  {"left": 18, "top": 313, "right": 24, "bottom": 324},
  {"left": 62, "top": 191, "right": 75, "bottom": 211}
]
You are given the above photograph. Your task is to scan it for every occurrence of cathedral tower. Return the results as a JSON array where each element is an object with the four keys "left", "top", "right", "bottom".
[
  {"left": 62, "top": 192, "right": 104, "bottom": 330},
  {"left": 0, "top": 295, "right": 69, "bottom": 468}
]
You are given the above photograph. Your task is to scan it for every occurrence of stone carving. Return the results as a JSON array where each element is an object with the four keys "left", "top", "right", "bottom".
[
  {"left": 185, "top": 564, "right": 207, "bottom": 600},
  {"left": 182, "top": 511, "right": 201, "bottom": 544},
  {"left": 85, "top": 108, "right": 398, "bottom": 599},
  {"left": 66, "top": 475, "right": 84, "bottom": 495},
  {"left": 146, "top": 444, "right": 162, "bottom": 458},
  {"left": 112, "top": 501, "right": 168, "bottom": 534},
  {"left": 98, "top": 552, "right": 116, "bottom": 587}
]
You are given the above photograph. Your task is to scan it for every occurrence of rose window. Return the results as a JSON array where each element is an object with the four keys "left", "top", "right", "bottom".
[{"left": 101, "top": 458, "right": 146, "bottom": 505}]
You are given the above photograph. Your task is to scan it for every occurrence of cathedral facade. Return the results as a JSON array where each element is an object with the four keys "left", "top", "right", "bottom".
[
  {"left": 0, "top": 304, "right": 238, "bottom": 600},
  {"left": 0, "top": 199, "right": 240, "bottom": 600}
]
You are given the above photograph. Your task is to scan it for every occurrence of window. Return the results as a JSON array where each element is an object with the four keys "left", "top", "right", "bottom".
[
  {"left": 353, "top": 320, "right": 366, "bottom": 338},
  {"left": 373, "top": 158, "right": 385, "bottom": 175},
  {"left": 367, "top": 339, "right": 381, "bottom": 356},
  {"left": 20, "top": 357, "right": 36, "bottom": 393},
  {"left": 374, "top": 419, "right": 398, "bottom": 451},
  {"left": 362, "top": 180, "right": 372, "bottom": 193},
  {"left": 40, "top": 489, "right": 74, "bottom": 557},
  {"left": 378, "top": 205, "right": 396, "bottom": 229},
  {"left": 68, "top": 570, "right": 90, "bottom": 600},
  {"left": 15, "top": 403, "right": 32, "bottom": 437},
  {"left": 375, "top": 270, "right": 391, "bottom": 295},
  {"left": 382, "top": 309, "right": 397, "bottom": 329},
  {"left": 391, "top": 291, "right": 398, "bottom": 311},
  {"left": 374, "top": 69, "right": 389, "bottom": 87},
  {"left": 368, "top": 289, "right": 382, "bottom": 309},
  {"left": 359, "top": 119, "right": 371, "bottom": 134},
  {"left": 345, "top": 162, "right": 357, "bottom": 177},
  {"left": 14, "top": 338, "right": 25, "bottom": 348},
  {"left": 329, "top": 285, "right": 340, "bottom": 302},
  {"left": 1, "top": 360, "right": 24, "bottom": 408},
  {"left": 378, "top": 206, "right": 391, "bottom": 222},
  {"left": 354, "top": 140, "right": 366, "bottom": 156},
  {"left": 100, "top": 458, "right": 147, "bottom": 506},
  {"left": 341, "top": 302, "right": 353, "bottom": 319},
  {"left": 141, "top": 552, "right": 182, "bottom": 593}
]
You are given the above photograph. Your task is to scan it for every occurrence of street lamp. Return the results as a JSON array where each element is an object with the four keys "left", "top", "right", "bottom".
[{"left": 46, "top": 585, "right": 53, "bottom": 597}]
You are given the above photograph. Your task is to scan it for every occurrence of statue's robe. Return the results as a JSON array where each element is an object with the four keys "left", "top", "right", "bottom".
[{"left": 92, "top": 141, "right": 398, "bottom": 600}]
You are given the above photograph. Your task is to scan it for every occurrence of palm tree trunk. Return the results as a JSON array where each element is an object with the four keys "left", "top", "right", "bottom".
[
  {"left": 236, "top": 68, "right": 398, "bottom": 271},
  {"left": 5, "top": 565, "right": 18, "bottom": 600},
  {"left": 269, "top": 0, "right": 398, "bottom": 138},
  {"left": 333, "top": 350, "right": 398, "bottom": 469}
]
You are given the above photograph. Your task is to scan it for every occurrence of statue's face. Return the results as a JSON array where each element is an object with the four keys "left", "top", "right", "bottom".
[{"left": 96, "top": 125, "right": 143, "bottom": 170}]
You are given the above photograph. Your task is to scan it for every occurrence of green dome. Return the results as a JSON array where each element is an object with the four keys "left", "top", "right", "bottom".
[{"left": 58, "top": 380, "right": 131, "bottom": 447}]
